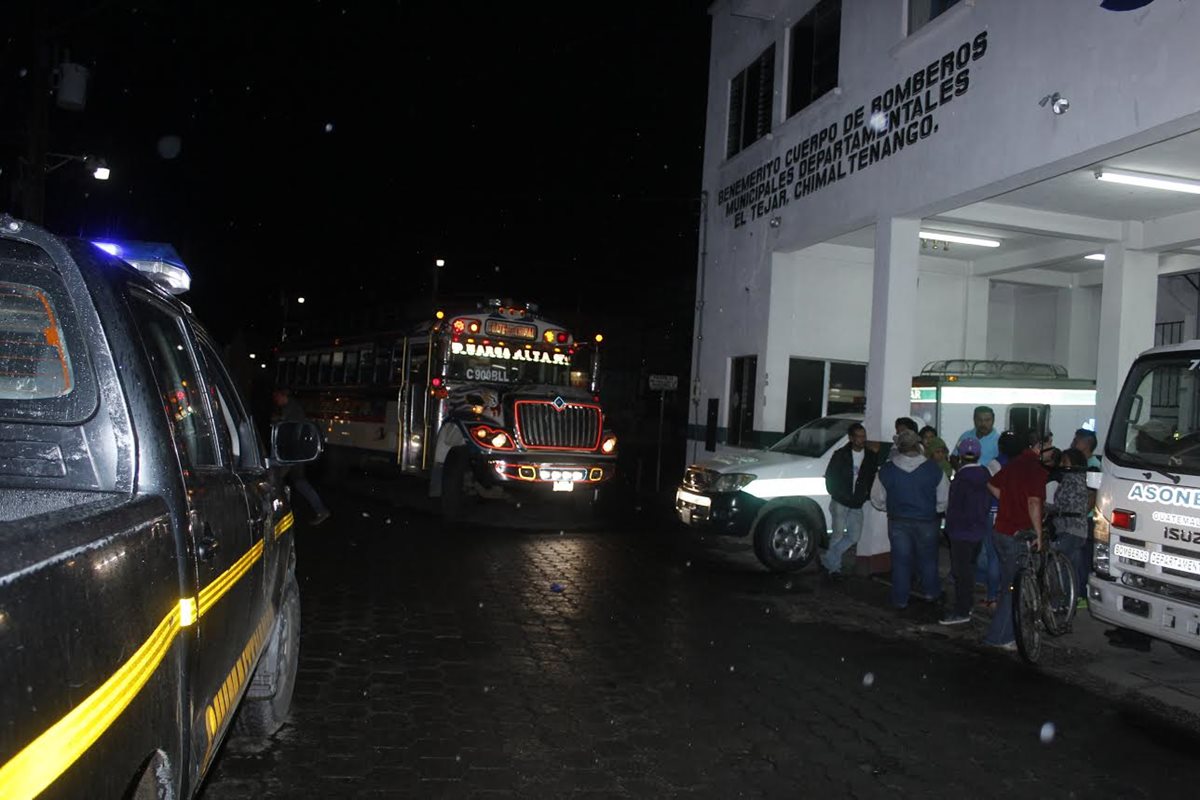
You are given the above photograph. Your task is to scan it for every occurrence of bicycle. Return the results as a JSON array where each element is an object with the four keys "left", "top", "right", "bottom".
[{"left": 1012, "top": 529, "right": 1078, "bottom": 664}]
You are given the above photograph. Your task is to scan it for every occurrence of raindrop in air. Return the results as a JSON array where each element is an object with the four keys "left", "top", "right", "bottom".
[
  {"left": 862, "top": 672, "right": 875, "bottom": 688},
  {"left": 868, "top": 112, "right": 889, "bottom": 133},
  {"left": 1040, "top": 722, "right": 1056, "bottom": 744},
  {"left": 157, "top": 135, "right": 182, "bottom": 159},
  {"left": 324, "top": 122, "right": 334, "bottom": 133},
  {"left": 18, "top": 67, "right": 27, "bottom": 78}
]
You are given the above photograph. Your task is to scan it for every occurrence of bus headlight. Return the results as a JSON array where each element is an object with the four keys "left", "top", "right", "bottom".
[
  {"left": 469, "top": 425, "right": 515, "bottom": 451},
  {"left": 600, "top": 434, "right": 618, "bottom": 455}
]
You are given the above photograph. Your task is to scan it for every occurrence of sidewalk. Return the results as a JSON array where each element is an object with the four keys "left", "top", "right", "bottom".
[{"left": 827, "top": 539, "right": 1200, "bottom": 727}]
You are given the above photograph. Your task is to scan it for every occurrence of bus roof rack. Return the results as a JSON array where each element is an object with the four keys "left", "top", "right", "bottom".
[{"left": 919, "top": 359, "right": 1069, "bottom": 379}]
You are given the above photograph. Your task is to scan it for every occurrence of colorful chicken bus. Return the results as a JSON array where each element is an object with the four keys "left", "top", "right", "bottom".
[{"left": 273, "top": 299, "right": 617, "bottom": 515}]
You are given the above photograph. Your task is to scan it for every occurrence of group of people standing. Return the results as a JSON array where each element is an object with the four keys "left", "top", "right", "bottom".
[{"left": 822, "top": 407, "right": 1100, "bottom": 651}]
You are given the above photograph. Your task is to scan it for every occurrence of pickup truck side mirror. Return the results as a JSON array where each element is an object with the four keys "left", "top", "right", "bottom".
[{"left": 271, "top": 421, "right": 324, "bottom": 464}]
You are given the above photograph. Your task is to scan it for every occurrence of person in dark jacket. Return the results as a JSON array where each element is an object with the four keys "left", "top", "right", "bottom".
[
  {"left": 871, "top": 429, "right": 949, "bottom": 609},
  {"left": 940, "top": 437, "right": 992, "bottom": 625},
  {"left": 272, "top": 388, "right": 331, "bottom": 526},
  {"left": 821, "top": 423, "right": 879, "bottom": 578}
]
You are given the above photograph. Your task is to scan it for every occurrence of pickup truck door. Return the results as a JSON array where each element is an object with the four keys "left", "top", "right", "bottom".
[
  {"left": 128, "top": 296, "right": 259, "bottom": 769},
  {"left": 195, "top": 336, "right": 277, "bottom": 619}
]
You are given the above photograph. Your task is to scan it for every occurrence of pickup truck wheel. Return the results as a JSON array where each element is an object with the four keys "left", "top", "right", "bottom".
[
  {"left": 441, "top": 447, "right": 478, "bottom": 520},
  {"left": 753, "top": 508, "right": 817, "bottom": 572},
  {"left": 236, "top": 574, "right": 300, "bottom": 738}
]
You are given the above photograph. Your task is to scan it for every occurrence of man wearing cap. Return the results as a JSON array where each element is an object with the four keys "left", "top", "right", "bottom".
[
  {"left": 941, "top": 437, "right": 991, "bottom": 625},
  {"left": 870, "top": 429, "right": 950, "bottom": 610}
]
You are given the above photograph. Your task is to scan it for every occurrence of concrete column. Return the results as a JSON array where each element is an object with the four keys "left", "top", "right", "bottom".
[
  {"left": 859, "top": 216, "right": 919, "bottom": 572},
  {"left": 1055, "top": 287, "right": 1099, "bottom": 379},
  {"left": 1096, "top": 245, "right": 1158, "bottom": 440},
  {"left": 962, "top": 277, "right": 990, "bottom": 359},
  {"left": 864, "top": 216, "right": 921, "bottom": 438}
]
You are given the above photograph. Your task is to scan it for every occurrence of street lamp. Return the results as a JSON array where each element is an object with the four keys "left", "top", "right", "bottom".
[{"left": 46, "top": 152, "right": 111, "bottom": 180}]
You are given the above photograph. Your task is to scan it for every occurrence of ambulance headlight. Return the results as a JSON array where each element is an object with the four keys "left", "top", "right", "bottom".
[{"left": 711, "top": 473, "right": 756, "bottom": 493}]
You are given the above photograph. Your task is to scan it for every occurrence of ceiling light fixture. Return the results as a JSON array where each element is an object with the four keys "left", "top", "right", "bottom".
[
  {"left": 1094, "top": 167, "right": 1200, "bottom": 195},
  {"left": 918, "top": 231, "right": 1000, "bottom": 248},
  {"left": 1039, "top": 92, "right": 1070, "bottom": 115},
  {"left": 1085, "top": 253, "right": 1106, "bottom": 261}
]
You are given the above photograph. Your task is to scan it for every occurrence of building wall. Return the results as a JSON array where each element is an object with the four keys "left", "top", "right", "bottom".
[{"left": 694, "top": 0, "right": 1200, "bottom": 445}]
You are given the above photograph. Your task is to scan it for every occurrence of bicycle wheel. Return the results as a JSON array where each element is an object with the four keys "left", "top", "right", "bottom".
[
  {"left": 1041, "top": 550, "right": 1077, "bottom": 636},
  {"left": 1014, "top": 568, "right": 1043, "bottom": 664}
]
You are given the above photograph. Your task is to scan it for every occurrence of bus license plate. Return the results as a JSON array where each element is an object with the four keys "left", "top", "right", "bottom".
[{"left": 553, "top": 480, "right": 574, "bottom": 492}]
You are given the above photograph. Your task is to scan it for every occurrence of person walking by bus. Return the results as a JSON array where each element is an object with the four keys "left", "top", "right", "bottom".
[
  {"left": 941, "top": 437, "right": 991, "bottom": 625},
  {"left": 983, "top": 431, "right": 1046, "bottom": 650},
  {"left": 870, "top": 429, "right": 949, "bottom": 610},
  {"left": 952, "top": 406, "right": 1000, "bottom": 467},
  {"left": 272, "top": 388, "right": 332, "bottom": 526},
  {"left": 821, "top": 423, "right": 879, "bottom": 579}
]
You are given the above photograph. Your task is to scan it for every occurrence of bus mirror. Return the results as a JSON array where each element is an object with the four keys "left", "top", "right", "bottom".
[{"left": 271, "top": 421, "right": 324, "bottom": 464}]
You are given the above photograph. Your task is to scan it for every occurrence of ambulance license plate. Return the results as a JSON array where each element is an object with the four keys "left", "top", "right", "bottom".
[{"left": 553, "top": 481, "right": 574, "bottom": 492}]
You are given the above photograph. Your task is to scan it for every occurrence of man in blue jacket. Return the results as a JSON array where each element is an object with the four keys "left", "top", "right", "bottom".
[
  {"left": 821, "top": 423, "right": 879, "bottom": 578},
  {"left": 871, "top": 428, "right": 949, "bottom": 609}
]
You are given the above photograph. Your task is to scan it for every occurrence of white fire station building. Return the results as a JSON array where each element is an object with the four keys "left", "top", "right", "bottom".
[{"left": 691, "top": 0, "right": 1200, "bottom": 458}]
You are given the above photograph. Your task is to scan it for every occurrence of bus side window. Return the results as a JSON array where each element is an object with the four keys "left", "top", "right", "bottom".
[
  {"left": 360, "top": 347, "right": 375, "bottom": 384},
  {"left": 344, "top": 350, "right": 359, "bottom": 385}
]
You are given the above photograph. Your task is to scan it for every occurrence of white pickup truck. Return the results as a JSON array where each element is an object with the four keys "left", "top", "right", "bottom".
[{"left": 675, "top": 415, "right": 860, "bottom": 571}]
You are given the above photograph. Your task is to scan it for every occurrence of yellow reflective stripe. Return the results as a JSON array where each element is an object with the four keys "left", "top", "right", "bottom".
[
  {"left": 197, "top": 539, "right": 263, "bottom": 618},
  {"left": 0, "top": 604, "right": 182, "bottom": 799},
  {"left": 200, "top": 610, "right": 275, "bottom": 770},
  {"left": 273, "top": 511, "right": 294, "bottom": 540},
  {"left": 0, "top": 512, "right": 285, "bottom": 799}
]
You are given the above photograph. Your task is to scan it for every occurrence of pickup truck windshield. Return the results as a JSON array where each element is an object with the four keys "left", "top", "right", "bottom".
[
  {"left": 769, "top": 417, "right": 856, "bottom": 457},
  {"left": 1107, "top": 354, "right": 1200, "bottom": 476}
]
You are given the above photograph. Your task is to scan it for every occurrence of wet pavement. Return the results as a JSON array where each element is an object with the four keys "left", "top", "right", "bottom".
[{"left": 200, "top": 487, "right": 1200, "bottom": 798}]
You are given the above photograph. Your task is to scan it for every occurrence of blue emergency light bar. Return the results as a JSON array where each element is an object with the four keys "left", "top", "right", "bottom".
[{"left": 92, "top": 239, "right": 191, "bottom": 294}]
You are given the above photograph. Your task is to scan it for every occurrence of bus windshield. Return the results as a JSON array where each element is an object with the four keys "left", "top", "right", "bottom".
[
  {"left": 445, "top": 352, "right": 571, "bottom": 386},
  {"left": 769, "top": 416, "right": 856, "bottom": 457},
  {"left": 1107, "top": 354, "right": 1200, "bottom": 476}
]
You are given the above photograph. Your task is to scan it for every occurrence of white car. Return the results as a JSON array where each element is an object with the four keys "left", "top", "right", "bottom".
[{"left": 676, "top": 414, "right": 862, "bottom": 571}]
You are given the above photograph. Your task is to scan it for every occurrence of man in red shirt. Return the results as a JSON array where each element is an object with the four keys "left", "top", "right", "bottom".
[{"left": 983, "top": 430, "right": 1046, "bottom": 649}]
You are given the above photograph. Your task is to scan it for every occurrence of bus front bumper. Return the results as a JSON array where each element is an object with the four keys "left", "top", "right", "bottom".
[
  {"left": 478, "top": 454, "right": 616, "bottom": 489},
  {"left": 1088, "top": 574, "right": 1200, "bottom": 652}
]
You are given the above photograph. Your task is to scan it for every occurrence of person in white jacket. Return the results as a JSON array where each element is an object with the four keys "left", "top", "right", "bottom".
[{"left": 871, "top": 429, "right": 950, "bottom": 609}]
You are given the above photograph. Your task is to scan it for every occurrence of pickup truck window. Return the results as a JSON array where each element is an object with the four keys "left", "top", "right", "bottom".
[
  {"left": 0, "top": 280, "right": 73, "bottom": 399},
  {"left": 198, "top": 338, "right": 263, "bottom": 469},
  {"left": 0, "top": 246, "right": 98, "bottom": 425},
  {"left": 130, "top": 297, "right": 220, "bottom": 468}
]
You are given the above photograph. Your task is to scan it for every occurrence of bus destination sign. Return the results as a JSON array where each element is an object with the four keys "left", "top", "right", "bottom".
[{"left": 485, "top": 320, "right": 537, "bottom": 340}]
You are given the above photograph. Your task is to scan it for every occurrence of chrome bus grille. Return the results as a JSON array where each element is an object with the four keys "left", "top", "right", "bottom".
[{"left": 516, "top": 401, "right": 601, "bottom": 449}]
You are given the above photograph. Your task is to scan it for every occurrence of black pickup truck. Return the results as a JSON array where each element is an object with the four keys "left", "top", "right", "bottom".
[{"left": 0, "top": 218, "right": 321, "bottom": 798}]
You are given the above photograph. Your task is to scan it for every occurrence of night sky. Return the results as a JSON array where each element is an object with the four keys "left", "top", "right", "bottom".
[{"left": 4, "top": 1, "right": 712, "bottom": 347}]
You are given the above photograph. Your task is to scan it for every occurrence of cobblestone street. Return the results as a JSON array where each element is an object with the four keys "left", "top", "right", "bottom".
[{"left": 200, "top": 489, "right": 1200, "bottom": 798}]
